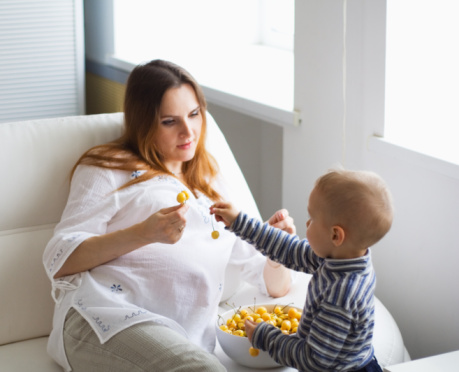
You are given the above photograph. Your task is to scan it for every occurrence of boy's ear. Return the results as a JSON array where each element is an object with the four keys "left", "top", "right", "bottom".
[{"left": 331, "top": 225, "right": 345, "bottom": 247}]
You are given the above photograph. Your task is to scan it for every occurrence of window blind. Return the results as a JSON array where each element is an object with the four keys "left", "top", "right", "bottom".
[{"left": 0, "top": 0, "right": 84, "bottom": 123}]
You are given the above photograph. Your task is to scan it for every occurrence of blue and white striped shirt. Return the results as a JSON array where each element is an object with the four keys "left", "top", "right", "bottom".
[{"left": 230, "top": 212, "right": 376, "bottom": 371}]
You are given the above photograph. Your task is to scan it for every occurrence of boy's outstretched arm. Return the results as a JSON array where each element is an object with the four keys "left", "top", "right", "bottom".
[{"left": 210, "top": 202, "right": 240, "bottom": 227}]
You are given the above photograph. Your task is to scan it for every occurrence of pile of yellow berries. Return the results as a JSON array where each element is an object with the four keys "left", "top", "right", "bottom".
[{"left": 219, "top": 304, "right": 301, "bottom": 356}]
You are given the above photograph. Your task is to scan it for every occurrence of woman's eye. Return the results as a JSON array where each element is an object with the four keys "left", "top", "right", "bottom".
[
  {"left": 190, "top": 109, "right": 200, "bottom": 117},
  {"left": 161, "top": 119, "right": 174, "bottom": 126}
]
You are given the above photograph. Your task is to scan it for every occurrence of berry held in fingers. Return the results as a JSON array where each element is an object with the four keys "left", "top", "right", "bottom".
[{"left": 177, "top": 190, "right": 190, "bottom": 204}]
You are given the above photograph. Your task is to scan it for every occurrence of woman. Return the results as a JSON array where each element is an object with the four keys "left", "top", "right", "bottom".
[{"left": 43, "top": 60, "right": 294, "bottom": 372}]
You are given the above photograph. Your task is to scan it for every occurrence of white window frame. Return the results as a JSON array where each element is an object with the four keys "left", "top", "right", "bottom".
[{"left": 362, "top": 0, "right": 459, "bottom": 180}]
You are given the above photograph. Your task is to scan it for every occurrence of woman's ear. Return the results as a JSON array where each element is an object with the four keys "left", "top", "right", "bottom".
[{"left": 332, "top": 225, "right": 345, "bottom": 247}]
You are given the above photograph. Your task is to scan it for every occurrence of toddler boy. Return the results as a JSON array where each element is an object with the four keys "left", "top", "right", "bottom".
[{"left": 210, "top": 169, "right": 393, "bottom": 371}]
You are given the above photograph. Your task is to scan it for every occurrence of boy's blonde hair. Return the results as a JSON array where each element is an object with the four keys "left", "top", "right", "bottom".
[{"left": 314, "top": 169, "right": 394, "bottom": 248}]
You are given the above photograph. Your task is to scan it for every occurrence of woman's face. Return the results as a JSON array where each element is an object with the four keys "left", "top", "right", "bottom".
[{"left": 155, "top": 84, "right": 203, "bottom": 173}]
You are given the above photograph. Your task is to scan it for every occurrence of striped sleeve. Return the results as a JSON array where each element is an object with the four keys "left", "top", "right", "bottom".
[{"left": 229, "top": 212, "right": 322, "bottom": 272}]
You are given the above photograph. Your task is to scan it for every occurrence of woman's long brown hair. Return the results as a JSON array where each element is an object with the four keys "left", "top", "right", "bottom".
[{"left": 73, "top": 60, "right": 221, "bottom": 201}]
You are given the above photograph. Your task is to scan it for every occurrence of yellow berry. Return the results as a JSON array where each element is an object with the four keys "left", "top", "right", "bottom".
[
  {"left": 249, "top": 347, "right": 259, "bottom": 357},
  {"left": 281, "top": 320, "right": 292, "bottom": 331},
  {"left": 288, "top": 308, "right": 297, "bottom": 319},
  {"left": 219, "top": 325, "right": 228, "bottom": 332},
  {"left": 211, "top": 230, "right": 220, "bottom": 239},
  {"left": 240, "top": 309, "right": 248, "bottom": 318},
  {"left": 256, "top": 306, "right": 267, "bottom": 316},
  {"left": 233, "top": 329, "right": 244, "bottom": 337},
  {"left": 176, "top": 192, "right": 187, "bottom": 204},
  {"left": 295, "top": 310, "right": 301, "bottom": 320},
  {"left": 262, "top": 312, "right": 271, "bottom": 321},
  {"left": 176, "top": 190, "right": 190, "bottom": 204}
]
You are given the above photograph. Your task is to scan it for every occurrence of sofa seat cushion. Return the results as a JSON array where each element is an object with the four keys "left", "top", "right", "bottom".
[{"left": 0, "top": 337, "right": 61, "bottom": 372}]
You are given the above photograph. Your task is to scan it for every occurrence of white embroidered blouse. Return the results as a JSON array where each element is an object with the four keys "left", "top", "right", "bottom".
[{"left": 43, "top": 165, "right": 267, "bottom": 371}]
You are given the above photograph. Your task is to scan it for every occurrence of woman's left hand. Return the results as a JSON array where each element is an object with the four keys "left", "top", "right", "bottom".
[{"left": 267, "top": 209, "right": 296, "bottom": 235}]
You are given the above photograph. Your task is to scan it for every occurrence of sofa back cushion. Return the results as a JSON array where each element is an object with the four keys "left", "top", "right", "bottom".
[
  {"left": 0, "top": 113, "right": 124, "bottom": 345},
  {"left": 0, "top": 113, "right": 124, "bottom": 232}
]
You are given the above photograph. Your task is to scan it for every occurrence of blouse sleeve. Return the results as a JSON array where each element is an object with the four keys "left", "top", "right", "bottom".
[{"left": 42, "top": 165, "right": 120, "bottom": 281}]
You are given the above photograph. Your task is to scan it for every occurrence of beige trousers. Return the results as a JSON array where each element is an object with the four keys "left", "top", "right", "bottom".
[{"left": 63, "top": 308, "right": 226, "bottom": 372}]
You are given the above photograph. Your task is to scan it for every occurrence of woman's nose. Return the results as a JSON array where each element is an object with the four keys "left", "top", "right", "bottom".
[{"left": 180, "top": 119, "right": 193, "bottom": 137}]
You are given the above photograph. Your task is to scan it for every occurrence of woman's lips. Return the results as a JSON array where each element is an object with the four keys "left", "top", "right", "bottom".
[{"left": 178, "top": 141, "right": 192, "bottom": 150}]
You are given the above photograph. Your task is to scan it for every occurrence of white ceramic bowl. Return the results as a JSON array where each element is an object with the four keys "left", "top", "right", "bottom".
[{"left": 216, "top": 303, "right": 301, "bottom": 369}]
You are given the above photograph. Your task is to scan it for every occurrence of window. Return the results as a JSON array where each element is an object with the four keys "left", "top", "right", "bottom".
[
  {"left": 108, "top": 0, "right": 297, "bottom": 126},
  {"left": 385, "top": 0, "right": 459, "bottom": 165},
  {"left": 260, "top": 0, "right": 294, "bottom": 51}
]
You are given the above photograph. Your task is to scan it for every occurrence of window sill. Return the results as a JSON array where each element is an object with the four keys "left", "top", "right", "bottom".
[
  {"left": 106, "top": 44, "right": 300, "bottom": 128},
  {"left": 368, "top": 136, "right": 459, "bottom": 180}
]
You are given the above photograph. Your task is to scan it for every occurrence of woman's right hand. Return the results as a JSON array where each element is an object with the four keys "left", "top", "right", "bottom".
[
  {"left": 138, "top": 203, "right": 190, "bottom": 244},
  {"left": 54, "top": 203, "right": 189, "bottom": 278}
]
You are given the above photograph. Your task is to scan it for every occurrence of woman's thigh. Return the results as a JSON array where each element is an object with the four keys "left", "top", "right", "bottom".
[{"left": 63, "top": 308, "right": 226, "bottom": 372}]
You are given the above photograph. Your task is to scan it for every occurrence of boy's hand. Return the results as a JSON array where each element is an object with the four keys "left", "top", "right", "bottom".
[
  {"left": 209, "top": 202, "right": 240, "bottom": 227},
  {"left": 267, "top": 209, "right": 296, "bottom": 235},
  {"left": 244, "top": 319, "right": 258, "bottom": 342}
]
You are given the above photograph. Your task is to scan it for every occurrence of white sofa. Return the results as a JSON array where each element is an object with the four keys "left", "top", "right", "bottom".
[{"left": 0, "top": 113, "right": 410, "bottom": 371}]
